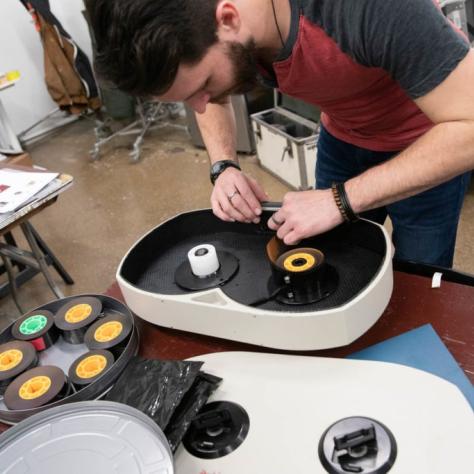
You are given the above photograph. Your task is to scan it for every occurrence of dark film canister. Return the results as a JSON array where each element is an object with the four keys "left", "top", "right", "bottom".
[
  {"left": 84, "top": 312, "right": 132, "bottom": 355},
  {"left": 11, "top": 310, "right": 59, "bottom": 351},
  {"left": 0, "top": 341, "right": 38, "bottom": 395},
  {"left": 54, "top": 297, "right": 103, "bottom": 344},
  {"left": 4, "top": 365, "right": 70, "bottom": 410},
  {"left": 68, "top": 349, "right": 115, "bottom": 388}
]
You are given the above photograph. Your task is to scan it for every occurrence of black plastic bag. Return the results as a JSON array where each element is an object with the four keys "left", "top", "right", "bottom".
[
  {"left": 107, "top": 356, "right": 203, "bottom": 429},
  {"left": 165, "top": 371, "right": 222, "bottom": 452}
]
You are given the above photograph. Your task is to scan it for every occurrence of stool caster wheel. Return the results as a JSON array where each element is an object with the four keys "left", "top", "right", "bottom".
[{"left": 89, "top": 146, "right": 100, "bottom": 162}]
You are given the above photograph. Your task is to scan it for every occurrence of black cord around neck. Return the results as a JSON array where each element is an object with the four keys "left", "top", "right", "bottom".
[{"left": 271, "top": 0, "right": 285, "bottom": 48}]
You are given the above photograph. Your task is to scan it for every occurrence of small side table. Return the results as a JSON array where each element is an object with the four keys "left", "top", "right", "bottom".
[{"left": 0, "top": 173, "right": 74, "bottom": 312}]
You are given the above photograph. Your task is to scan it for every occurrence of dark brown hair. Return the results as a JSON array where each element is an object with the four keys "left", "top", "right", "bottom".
[{"left": 85, "top": 0, "right": 219, "bottom": 96}]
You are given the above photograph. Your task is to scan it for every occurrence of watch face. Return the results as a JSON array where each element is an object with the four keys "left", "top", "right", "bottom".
[
  {"left": 211, "top": 162, "right": 223, "bottom": 175},
  {"left": 210, "top": 161, "right": 240, "bottom": 184},
  {"left": 210, "top": 163, "right": 223, "bottom": 184}
]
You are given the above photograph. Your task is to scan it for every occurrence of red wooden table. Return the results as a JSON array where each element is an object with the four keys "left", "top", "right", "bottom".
[
  {"left": 1, "top": 269, "right": 472, "bottom": 433},
  {"left": 113, "top": 271, "right": 474, "bottom": 382}
]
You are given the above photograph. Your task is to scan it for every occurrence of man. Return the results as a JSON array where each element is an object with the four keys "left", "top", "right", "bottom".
[{"left": 87, "top": 0, "right": 474, "bottom": 267}]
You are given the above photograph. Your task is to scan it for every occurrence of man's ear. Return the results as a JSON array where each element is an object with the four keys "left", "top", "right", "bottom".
[{"left": 216, "top": 1, "right": 241, "bottom": 40}]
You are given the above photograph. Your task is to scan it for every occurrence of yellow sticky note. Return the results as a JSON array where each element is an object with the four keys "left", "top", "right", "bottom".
[{"left": 6, "top": 70, "right": 20, "bottom": 81}]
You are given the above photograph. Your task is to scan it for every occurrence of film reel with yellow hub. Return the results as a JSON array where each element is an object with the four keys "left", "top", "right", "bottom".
[
  {"left": 84, "top": 313, "right": 132, "bottom": 352},
  {"left": 4, "top": 366, "right": 70, "bottom": 410},
  {"left": 54, "top": 297, "right": 102, "bottom": 344},
  {"left": 266, "top": 237, "right": 339, "bottom": 305},
  {"left": 0, "top": 341, "right": 38, "bottom": 394},
  {"left": 68, "top": 350, "right": 115, "bottom": 387}
]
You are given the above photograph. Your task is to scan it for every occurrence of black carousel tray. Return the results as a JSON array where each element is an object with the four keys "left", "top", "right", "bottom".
[{"left": 119, "top": 210, "right": 387, "bottom": 312}]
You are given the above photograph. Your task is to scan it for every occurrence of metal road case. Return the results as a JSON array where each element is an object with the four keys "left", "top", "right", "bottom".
[{"left": 251, "top": 91, "right": 320, "bottom": 190}]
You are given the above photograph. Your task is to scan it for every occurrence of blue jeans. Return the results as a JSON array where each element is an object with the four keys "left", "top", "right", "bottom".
[{"left": 316, "top": 125, "right": 471, "bottom": 267}]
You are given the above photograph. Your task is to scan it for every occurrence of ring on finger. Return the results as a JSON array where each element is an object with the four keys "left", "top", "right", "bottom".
[
  {"left": 271, "top": 214, "right": 284, "bottom": 226},
  {"left": 227, "top": 189, "right": 239, "bottom": 201}
]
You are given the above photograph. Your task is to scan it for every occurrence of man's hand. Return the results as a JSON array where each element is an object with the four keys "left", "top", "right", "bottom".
[
  {"left": 267, "top": 189, "right": 344, "bottom": 245},
  {"left": 211, "top": 167, "right": 269, "bottom": 223}
]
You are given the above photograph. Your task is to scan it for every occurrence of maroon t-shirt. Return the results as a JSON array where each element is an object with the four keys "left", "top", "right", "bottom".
[{"left": 261, "top": 0, "right": 469, "bottom": 151}]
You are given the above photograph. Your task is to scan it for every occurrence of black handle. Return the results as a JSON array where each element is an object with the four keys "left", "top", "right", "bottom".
[
  {"left": 192, "top": 408, "right": 232, "bottom": 433},
  {"left": 334, "top": 426, "right": 376, "bottom": 451}
]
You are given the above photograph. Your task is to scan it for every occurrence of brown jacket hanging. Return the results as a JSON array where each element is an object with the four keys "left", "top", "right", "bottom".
[{"left": 37, "top": 13, "right": 101, "bottom": 114}]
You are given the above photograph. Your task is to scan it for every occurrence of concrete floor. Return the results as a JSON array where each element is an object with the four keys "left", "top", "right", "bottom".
[{"left": 0, "top": 117, "right": 473, "bottom": 329}]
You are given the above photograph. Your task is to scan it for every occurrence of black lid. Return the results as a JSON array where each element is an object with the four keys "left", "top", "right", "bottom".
[{"left": 183, "top": 401, "right": 249, "bottom": 459}]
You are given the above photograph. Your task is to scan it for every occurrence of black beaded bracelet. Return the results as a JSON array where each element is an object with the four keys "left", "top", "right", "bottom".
[{"left": 331, "top": 182, "right": 359, "bottom": 223}]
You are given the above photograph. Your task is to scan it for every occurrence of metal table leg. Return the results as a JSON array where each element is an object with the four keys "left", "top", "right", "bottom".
[
  {"left": 0, "top": 254, "right": 24, "bottom": 313},
  {"left": 29, "top": 224, "right": 74, "bottom": 284},
  {"left": 4, "top": 231, "right": 25, "bottom": 271},
  {"left": 20, "top": 222, "right": 64, "bottom": 299}
]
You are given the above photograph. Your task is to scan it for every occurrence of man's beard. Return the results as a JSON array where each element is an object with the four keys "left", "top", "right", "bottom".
[{"left": 210, "top": 38, "right": 259, "bottom": 104}]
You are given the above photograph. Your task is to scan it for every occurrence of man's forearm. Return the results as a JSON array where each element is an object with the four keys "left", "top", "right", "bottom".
[
  {"left": 345, "top": 120, "right": 474, "bottom": 213},
  {"left": 196, "top": 100, "right": 267, "bottom": 224},
  {"left": 195, "top": 101, "right": 238, "bottom": 164}
]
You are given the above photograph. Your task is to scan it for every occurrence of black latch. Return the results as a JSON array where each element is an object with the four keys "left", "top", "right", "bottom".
[
  {"left": 334, "top": 425, "right": 378, "bottom": 473},
  {"left": 319, "top": 417, "right": 397, "bottom": 474},
  {"left": 334, "top": 426, "right": 376, "bottom": 451}
]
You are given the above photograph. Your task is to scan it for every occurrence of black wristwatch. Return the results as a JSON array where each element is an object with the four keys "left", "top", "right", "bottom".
[{"left": 210, "top": 160, "right": 241, "bottom": 185}]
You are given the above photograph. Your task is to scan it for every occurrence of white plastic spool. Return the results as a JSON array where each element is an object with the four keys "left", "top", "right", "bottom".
[{"left": 187, "top": 244, "right": 220, "bottom": 277}]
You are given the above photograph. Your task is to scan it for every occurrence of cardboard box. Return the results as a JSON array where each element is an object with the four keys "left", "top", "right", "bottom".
[{"left": 0, "top": 152, "right": 33, "bottom": 168}]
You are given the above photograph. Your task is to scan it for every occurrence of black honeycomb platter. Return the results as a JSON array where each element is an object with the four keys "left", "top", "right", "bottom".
[{"left": 119, "top": 210, "right": 387, "bottom": 312}]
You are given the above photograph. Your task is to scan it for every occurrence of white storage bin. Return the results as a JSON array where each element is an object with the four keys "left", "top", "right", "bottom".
[{"left": 251, "top": 107, "right": 319, "bottom": 189}]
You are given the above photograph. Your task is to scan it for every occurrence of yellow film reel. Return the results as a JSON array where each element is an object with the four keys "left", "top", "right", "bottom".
[
  {"left": 19, "top": 375, "right": 51, "bottom": 400},
  {"left": 65, "top": 304, "right": 93, "bottom": 324},
  {"left": 283, "top": 252, "right": 316, "bottom": 272},
  {"left": 76, "top": 354, "right": 107, "bottom": 379},
  {"left": 0, "top": 349, "right": 23, "bottom": 372},
  {"left": 94, "top": 321, "right": 123, "bottom": 343}
]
